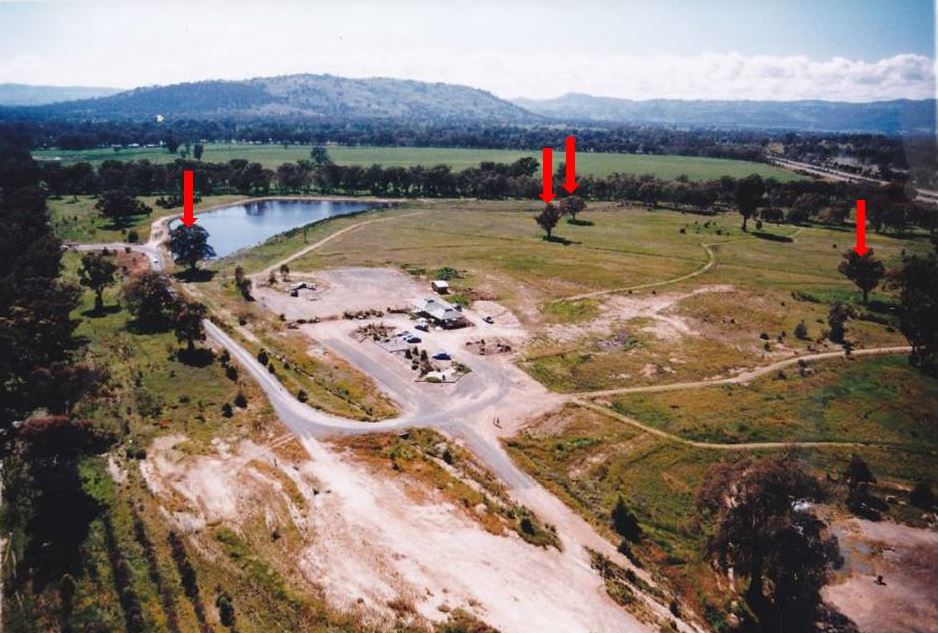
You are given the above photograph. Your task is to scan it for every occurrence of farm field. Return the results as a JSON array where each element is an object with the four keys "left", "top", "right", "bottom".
[{"left": 33, "top": 143, "right": 806, "bottom": 181}]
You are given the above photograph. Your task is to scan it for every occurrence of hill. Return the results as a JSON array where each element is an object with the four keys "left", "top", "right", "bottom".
[
  {"left": 15, "top": 74, "right": 532, "bottom": 122},
  {"left": 514, "top": 93, "right": 937, "bottom": 135},
  {"left": 0, "top": 83, "right": 121, "bottom": 106}
]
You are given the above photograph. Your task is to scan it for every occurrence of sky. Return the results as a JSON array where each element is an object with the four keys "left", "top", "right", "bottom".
[{"left": 0, "top": 0, "right": 936, "bottom": 102}]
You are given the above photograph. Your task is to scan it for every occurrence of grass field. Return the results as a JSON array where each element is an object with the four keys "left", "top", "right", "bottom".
[
  {"left": 33, "top": 143, "right": 805, "bottom": 182},
  {"left": 606, "top": 355, "right": 938, "bottom": 446},
  {"left": 272, "top": 200, "right": 921, "bottom": 392}
]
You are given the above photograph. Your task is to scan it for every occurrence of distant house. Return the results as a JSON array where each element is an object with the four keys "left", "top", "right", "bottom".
[
  {"left": 431, "top": 280, "right": 450, "bottom": 294},
  {"left": 412, "top": 297, "right": 466, "bottom": 329}
]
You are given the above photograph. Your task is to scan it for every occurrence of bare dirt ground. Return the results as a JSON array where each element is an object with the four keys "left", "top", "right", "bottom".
[
  {"left": 823, "top": 518, "right": 938, "bottom": 633},
  {"left": 141, "top": 433, "right": 653, "bottom": 632},
  {"left": 254, "top": 267, "right": 428, "bottom": 322},
  {"left": 545, "top": 285, "right": 734, "bottom": 345}
]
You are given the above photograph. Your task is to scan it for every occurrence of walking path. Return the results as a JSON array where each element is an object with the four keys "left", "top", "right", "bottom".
[{"left": 575, "top": 345, "right": 911, "bottom": 397}]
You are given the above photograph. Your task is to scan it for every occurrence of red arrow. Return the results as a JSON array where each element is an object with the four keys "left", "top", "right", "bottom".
[
  {"left": 539, "top": 147, "right": 555, "bottom": 203},
  {"left": 181, "top": 170, "right": 197, "bottom": 226},
  {"left": 563, "top": 135, "right": 578, "bottom": 193},
  {"left": 853, "top": 199, "right": 867, "bottom": 255}
]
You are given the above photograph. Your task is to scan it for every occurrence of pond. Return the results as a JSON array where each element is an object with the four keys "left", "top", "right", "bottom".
[{"left": 170, "top": 199, "right": 388, "bottom": 258}]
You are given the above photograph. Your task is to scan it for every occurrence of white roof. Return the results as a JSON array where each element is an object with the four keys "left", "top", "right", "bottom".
[
  {"left": 431, "top": 280, "right": 450, "bottom": 288},
  {"left": 412, "top": 297, "right": 461, "bottom": 322}
]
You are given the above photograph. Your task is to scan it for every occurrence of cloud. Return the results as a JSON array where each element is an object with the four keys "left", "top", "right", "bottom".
[{"left": 451, "top": 52, "right": 937, "bottom": 101}]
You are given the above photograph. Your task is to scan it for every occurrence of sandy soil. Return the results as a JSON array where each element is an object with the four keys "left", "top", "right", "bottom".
[
  {"left": 545, "top": 285, "right": 734, "bottom": 345},
  {"left": 823, "top": 518, "right": 938, "bottom": 633},
  {"left": 141, "top": 433, "right": 653, "bottom": 633}
]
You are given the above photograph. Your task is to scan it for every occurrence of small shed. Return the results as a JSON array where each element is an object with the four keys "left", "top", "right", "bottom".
[{"left": 431, "top": 280, "right": 450, "bottom": 294}]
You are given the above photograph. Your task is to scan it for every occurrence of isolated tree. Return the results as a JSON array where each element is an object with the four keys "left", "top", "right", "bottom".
[
  {"left": 78, "top": 251, "right": 118, "bottom": 313},
  {"left": 534, "top": 203, "right": 562, "bottom": 239},
  {"left": 95, "top": 189, "right": 152, "bottom": 227},
  {"left": 838, "top": 249, "right": 885, "bottom": 303},
  {"left": 559, "top": 195, "right": 587, "bottom": 222},
  {"left": 122, "top": 271, "right": 175, "bottom": 329},
  {"left": 310, "top": 145, "right": 330, "bottom": 166},
  {"left": 734, "top": 174, "right": 765, "bottom": 231},
  {"left": 169, "top": 224, "right": 216, "bottom": 271},
  {"left": 173, "top": 301, "right": 207, "bottom": 352},
  {"left": 696, "top": 456, "right": 836, "bottom": 630},
  {"left": 279, "top": 263, "right": 290, "bottom": 280},
  {"left": 193, "top": 143, "right": 204, "bottom": 160},
  {"left": 888, "top": 251, "right": 938, "bottom": 374}
]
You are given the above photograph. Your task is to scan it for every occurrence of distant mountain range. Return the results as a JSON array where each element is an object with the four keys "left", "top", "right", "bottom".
[
  {"left": 1, "top": 74, "right": 934, "bottom": 135},
  {"left": 514, "top": 93, "right": 937, "bottom": 135},
  {"left": 10, "top": 74, "right": 530, "bottom": 123},
  {"left": 0, "top": 83, "right": 121, "bottom": 106}
]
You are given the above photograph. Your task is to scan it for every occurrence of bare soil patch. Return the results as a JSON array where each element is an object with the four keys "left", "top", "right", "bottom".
[{"left": 823, "top": 518, "right": 938, "bottom": 633}]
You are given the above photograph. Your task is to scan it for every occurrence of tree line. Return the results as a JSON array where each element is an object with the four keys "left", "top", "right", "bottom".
[{"left": 39, "top": 152, "right": 935, "bottom": 236}]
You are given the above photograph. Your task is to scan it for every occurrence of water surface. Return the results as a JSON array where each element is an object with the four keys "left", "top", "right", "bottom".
[{"left": 171, "top": 199, "right": 385, "bottom": 258}]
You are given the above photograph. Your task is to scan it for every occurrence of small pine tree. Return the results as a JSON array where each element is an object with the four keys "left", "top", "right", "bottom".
[
  {"left": 221, "top": 402, "right": 233, "bottom": 418},
  {"left": 234, "top": 392, "right": 248, "bottom": 408}
]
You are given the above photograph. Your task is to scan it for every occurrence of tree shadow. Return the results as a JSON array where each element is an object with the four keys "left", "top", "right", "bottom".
[
  {"left": 544, "top": 235, "right": 579, "bottom": 246},
  {"left": 125, "top": 318, "right": 171, "bottom": 335},
  {"left": 176, "top": 347, "right": 215, "bottom": 367},
  {"left": 752, "top": 231, "right": 794, "bottom": 243},
  {"left": 80, "top": 304, "right": 122, "bottom": 319},
  {"left": 172, "top": 268, "right": 216, "bottom": 283},
  {"left": 566, "top": 218, "right": 594, "bottom": 226}
]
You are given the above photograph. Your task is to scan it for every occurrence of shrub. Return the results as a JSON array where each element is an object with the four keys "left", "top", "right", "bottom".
[
  {"left": 257, "top": 349, "right": 269, "bottom": 365},
  {"left": 234, "top": 392, "right": 247, "bottom": 408},
  {"left": 297, "top": 389, "right": 308, "bottom": 402},
  {"left": 221, "top": 403, "right": 233, "bottom": 418},
  {"left": 794, "top": 321, "right": 809, "bottom": 340},
  {"left": 127, "top": 229, "right": 140, "bottom": 243},
  {"left": 611, "top": 496, "right": 642, "bottom": 542},
  {"left": 216, "top": 591, "right": 236, "bottom": 627},
  {"left": 225, "top": 365, "right": 238, "bottom": 381}
]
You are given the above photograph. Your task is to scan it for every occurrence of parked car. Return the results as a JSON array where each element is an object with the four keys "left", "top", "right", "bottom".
[
  {"left": 415, "top": 323, "right": 429, "bottom": 332},
  {"left": 432, "top": 351, "right": 451, "bottom": 361},
  {"left": 483, "top": 315, "right": 495, "bottom": 324},
  {"left": 406, "top": 336, "right": 422, "bottom": 344}
]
